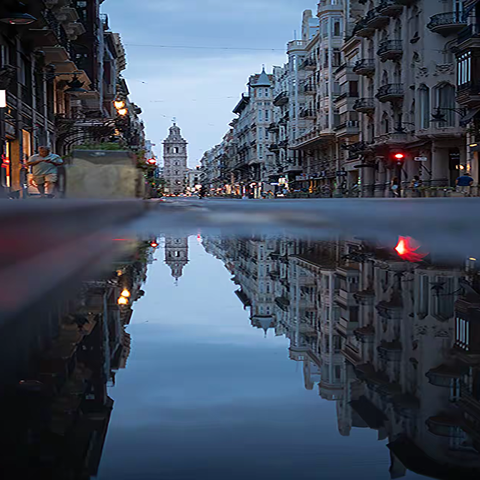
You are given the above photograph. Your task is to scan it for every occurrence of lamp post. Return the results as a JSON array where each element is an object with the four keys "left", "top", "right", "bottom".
[{"left": 430, "top": 107, "right": 467, "bottom": 124}]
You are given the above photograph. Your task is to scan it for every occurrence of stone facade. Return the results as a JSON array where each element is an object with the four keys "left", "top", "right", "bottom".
[{"left": 163, "top": 123, "right": 188, "bottom": 195}]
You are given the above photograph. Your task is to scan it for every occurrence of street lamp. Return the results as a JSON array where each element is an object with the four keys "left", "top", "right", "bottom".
[
  {"left": 430, "top": 106, "right": 466, "bottom": 124},
  {"left": 0, "top": 2, "right": 36, "bottom": 25},
  {"left": 64, "top": 75, "right": 89, "bottom": 95}
]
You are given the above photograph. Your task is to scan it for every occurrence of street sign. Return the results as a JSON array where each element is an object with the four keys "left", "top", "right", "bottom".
[
  {"left": 414, "top": 156, "right": 428, "bottom": 162},
  {"left": 336, "top": 171, "right": 347, "bottom": 176}
]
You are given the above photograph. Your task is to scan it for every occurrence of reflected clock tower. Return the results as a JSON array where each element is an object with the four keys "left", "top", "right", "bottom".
[{"left": 164, "top": 237, "right": 189, "bottom": 281}]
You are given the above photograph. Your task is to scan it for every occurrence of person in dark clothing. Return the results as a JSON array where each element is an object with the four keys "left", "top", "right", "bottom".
[{"left": 456, "top": 172, "right": 474, "bottom": 196}]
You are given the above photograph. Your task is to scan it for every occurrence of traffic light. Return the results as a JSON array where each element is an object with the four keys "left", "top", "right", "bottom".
[
  {"left": 391, "top": 151, "right": 406, "bottom": 167},
  {"left": 147, "top": 158, "right": 157, "bottom": 165}
]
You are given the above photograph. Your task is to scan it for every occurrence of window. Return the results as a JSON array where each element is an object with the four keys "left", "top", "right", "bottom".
[
  {"left": 457, "top": 52, "right": 472, "bottom": 86},
  {"left": 258, "top": 110, "right": 263, "bottom": 121},
  {"left": 419, "top": 85, "right": 430, "bottom": 129},
  {"left": 436, "top": 83, "right": 456, "bottom": 127},
  {"left": 265, "top": 89, "right": 269, "bottom": 97},
  {"left": 334, "top": 21, "right": 341, "bottom": 37},
  {"left": 265, "top": 110, "right": 270, "bottom": 121}
]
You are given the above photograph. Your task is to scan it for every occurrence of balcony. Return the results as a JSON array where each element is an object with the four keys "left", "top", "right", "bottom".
[
  {"left": 301, "top": 58, "right": 317, "bottom": 71},
  {"left": 300, "top": 108, "right": 316, "bottom": 119},
  {"left": 427, "top": 12, "right": 467, "bottom": 37},
  {"left": 353, "top": 59, "right": 375, "bottom": 77},
  {"left": 273, "top": 91, "right": 289, "bottom": 106},
  {"left": 267, "top": 122, "right": 279, "bottom": 133},
  {"left": 426, "top": 415, "right": 464, "bottom": 438},
  {"left": 456, "top": 81, "right": 480, "bottom": 108},
  {"left": 377, "top": 40, "right": 403, "bottom": 61},
  {"left": 353, "top": 19, "right": 375, "bottom": 38},
  {"left": 457, "top": 23, "right": 480, "bottom": 51},
  {"left": 365, "top": 8, "right": 389, "bottom": 30},
  {"left": 304, "top": 84, "right": 316, "bottom": 95},
  {"left": 353, "top": 98, "right": 375, "bottom": 114},
  {"left": 426, "top": 364, "right": 466, "bottom": 388},
  {"left": 377, "top": 340, "right": 402, "bottom": 362},
  {"left": 269, "top": 144, "right": 280, "bottom": 152},
  {"left": 334, "top": 120, "right": 360, "bottom": 137},
  {"left": 283, "top": 161, "right": 303, "bottom": 173},
  {"left": 376, "top": 84, "right": 404, "bottom": 102},
  {"left": 279, "top": 140, "right": 289, "bottom": 149},
  {"left": 353, "top": 325, "right": 375, "bottom": 343},
  {"left": 377, "top": 0, "right": 403, "bottom": 17}
]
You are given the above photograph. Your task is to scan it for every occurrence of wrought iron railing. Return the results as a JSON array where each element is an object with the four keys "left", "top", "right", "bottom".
[
  {"left": 377, "top": 40, "right": 403, "bottom": 56},
  {"left": 427, "top": 11, "right": 466, "bottom": 29},
  {"left": 376, "top": 83, "right": 404, "bottom": 98}
]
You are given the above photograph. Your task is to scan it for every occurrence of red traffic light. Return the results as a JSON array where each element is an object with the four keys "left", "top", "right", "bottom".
[
  {"left": 395, "top": 236, "right": 427, "bottom": 262},
  {"left": 394, "top": 153, "right": 405, "bottom": 160},
  {"left": 147, "top": 158, "right": 157, "bottom": 165},
  {"left": 150, "top": 242, "right": 159, "bottom": 248}
]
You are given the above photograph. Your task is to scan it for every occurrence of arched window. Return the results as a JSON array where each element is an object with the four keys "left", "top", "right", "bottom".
[
  {"left": 436, "top": 83, "right": 456, "bottom": 127},
  {"left": 419, "top": 85, "right": 430, "bottom": 129}
]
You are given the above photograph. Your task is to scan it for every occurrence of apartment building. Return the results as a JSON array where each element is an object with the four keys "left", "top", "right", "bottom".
[
  {"left": 353, "top": 0, "right": 466, "bottom": 196},
  {"left": 0, "top": 0, "right": 140, "bottom": 198},
  {"left": 230, "top": 69, "right": 275, "bottom": 198},
  {"left": 456, "top": 0, "right": 480, "bottom": 189}
]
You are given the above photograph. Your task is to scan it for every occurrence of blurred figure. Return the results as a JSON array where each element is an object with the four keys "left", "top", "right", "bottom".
[
  {"left": 27, "top": 146, "right": 63, "bottom": 198},
  {"left": 198, "top": 185, "right": 207, "bottom": 198},
  {"left": 456, "top": 171, "right": 473, "bottom": 196},
  {"left": 410, "top": 175, "right": 422, "bottom": 197},
  {"left": 390, "top": 177, "right": 400, "bottom": 197}
]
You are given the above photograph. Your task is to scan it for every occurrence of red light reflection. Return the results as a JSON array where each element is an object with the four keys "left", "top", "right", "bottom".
[{"left": 395, "top": 236, "right": 427, "bottom": 262}]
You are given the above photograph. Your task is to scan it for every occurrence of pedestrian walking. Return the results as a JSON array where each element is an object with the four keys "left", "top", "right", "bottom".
[
  {"left": 27, "top": 146, "right": 63, "bottom": 198},
  {"left": 410, "top": 175, "right": 422, "bottom": 197},
  {"left": 390, "top": 177, "right": 400, "bottom": 198},
  {"left": 456, "top": 172, "right": 474, "bottom": 196}
]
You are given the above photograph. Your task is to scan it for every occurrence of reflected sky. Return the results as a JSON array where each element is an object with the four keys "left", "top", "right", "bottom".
[{"left": 98, "top": 238, "right": 425, "bottom": 480}]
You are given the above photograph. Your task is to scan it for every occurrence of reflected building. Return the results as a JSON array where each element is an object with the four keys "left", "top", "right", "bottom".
[
  {"left": 207, "top": 235, "right": 480, "bottom": 478},
  {"left": 165, "top": 236, "right": 189, "bottom": 281},
  {"left": 0, "top": 241, "right": 154, "bottom": 479}
]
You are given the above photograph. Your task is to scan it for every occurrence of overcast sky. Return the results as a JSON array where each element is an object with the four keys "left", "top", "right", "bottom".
[{"left": 103, "top": 0, "right": 314, "bottom": 167}]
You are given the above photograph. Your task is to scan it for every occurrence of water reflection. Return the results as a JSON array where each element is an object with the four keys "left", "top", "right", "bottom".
[
  {"left": 203, "top": 236, "right": 480, "bottom": 478},
  {"left": 3, "top": 234, "right": 480, "bottom": 479},
  {"left": 0, "top": 240, "right": 155, "bottom": 479}
]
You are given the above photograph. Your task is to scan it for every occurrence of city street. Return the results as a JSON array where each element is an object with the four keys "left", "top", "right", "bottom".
[{"left": 2, "top": 0, "right": 480, "bottom": 479}]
